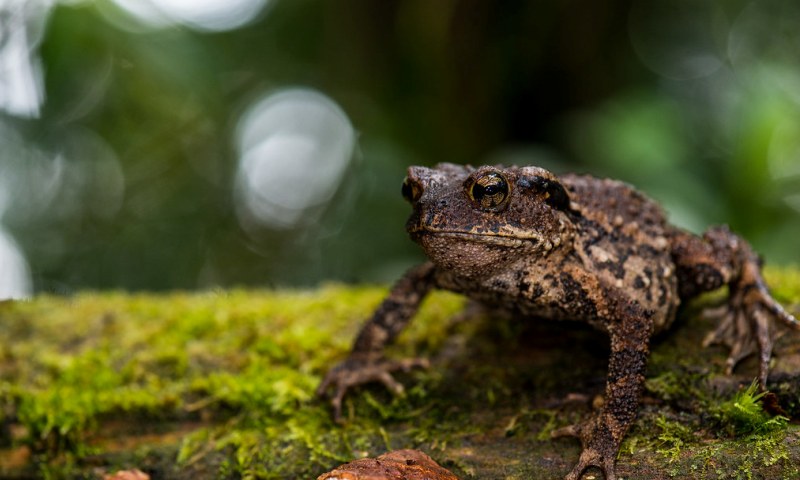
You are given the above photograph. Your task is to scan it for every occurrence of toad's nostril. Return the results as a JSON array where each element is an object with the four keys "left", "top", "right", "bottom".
[{"left": 401, "top": 177, "right": 423, "bottom": 203}]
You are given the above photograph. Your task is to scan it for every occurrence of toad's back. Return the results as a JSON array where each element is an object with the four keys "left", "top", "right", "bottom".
[{"left": 561, "top": 174, "right": 680, "bottom": 333}]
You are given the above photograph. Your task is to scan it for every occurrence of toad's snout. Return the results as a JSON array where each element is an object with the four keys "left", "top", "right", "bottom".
[
  {"left": 401, "top": 174, "right": 424, "bottom": 204},
  {"left": 401, "top": 166, "right": 442, "bottom": 204}
]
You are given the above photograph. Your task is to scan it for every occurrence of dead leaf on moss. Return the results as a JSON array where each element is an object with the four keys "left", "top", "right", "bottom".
[
  {"left": 317, "top": 449, "right": 459, "bottom": 480},
  {"left": 102, "top": 469, "right": 149, "bottom": 480}
]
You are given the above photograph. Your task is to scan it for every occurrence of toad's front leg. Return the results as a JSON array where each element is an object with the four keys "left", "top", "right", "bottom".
[
  {"left": 555, "top": 298, "right": 653, "bottom": 480},
  {"left": 317, "top": 262, "right": 436, "bottom": 422}
]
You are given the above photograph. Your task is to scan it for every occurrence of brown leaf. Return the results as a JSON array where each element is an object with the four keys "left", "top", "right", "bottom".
[
  {"left": 102, "top": 469, "right": 150, "bottom": 480},
  {"left": 317, "top": 449, "right": 459, "bottom": 480}
]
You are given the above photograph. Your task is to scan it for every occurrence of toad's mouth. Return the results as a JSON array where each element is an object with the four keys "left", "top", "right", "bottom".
[{"left": 409, "top": 229, "right": 541, "bottom": 248}]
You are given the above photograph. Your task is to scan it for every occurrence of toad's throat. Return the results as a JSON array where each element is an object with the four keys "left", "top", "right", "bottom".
[{"left": 410, "top": 229, "right": 541, "bottom": 247}]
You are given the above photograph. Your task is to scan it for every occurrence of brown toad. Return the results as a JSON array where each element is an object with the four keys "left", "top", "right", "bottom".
[{"left": 317, "top": 163, "right": 799, "bottom": 480}]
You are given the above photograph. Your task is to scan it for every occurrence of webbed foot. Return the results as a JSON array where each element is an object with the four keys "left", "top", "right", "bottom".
[
  {"left": 702, "top": 259, "right": 799, "bottom": 388},
  {"left": 316, "top": 354, "right": 429, "bottom": 422}
]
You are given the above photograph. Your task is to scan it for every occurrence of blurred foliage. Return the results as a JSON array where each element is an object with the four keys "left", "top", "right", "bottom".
[{"left": 0, "top": 0, "right": 798, "bottom": 292}]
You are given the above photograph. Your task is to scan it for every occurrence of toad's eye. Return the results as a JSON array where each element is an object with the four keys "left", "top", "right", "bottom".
[{"left": 468, "top": 172, "right": 509, "bottom": 210}]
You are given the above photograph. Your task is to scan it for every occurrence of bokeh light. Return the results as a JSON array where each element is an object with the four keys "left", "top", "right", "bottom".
[
  {"left": 0, "top": 120, "right": 62, "bottom": 224},
  {"left": 629, "top": 0, "right": 723, "bottom": 81},
  {"left": 108, "top": 0, "right": 270, "bottom": 32},
  {"left": 0, "top": 0, "right": 53, "bottom": 118},
  {"left": 234, "top": 88, "right": 356, "bottom": 231},
  {"left": 0, "top": 226, "right": 31, "bottom": 299}
]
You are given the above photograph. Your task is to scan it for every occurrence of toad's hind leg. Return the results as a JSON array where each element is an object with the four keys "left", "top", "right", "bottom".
[{"left": 671, "top": 226, "right": 799, "bottom": 388}]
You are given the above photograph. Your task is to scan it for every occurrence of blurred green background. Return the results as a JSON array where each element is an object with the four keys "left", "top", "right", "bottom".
[{"left": 0, "top": 0, "right": 798, "bottom": 296}]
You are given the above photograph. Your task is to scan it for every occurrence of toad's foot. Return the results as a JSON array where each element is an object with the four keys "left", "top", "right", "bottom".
[
  {"left": 702, "top": 260, "right": 799, "bottom": 388},
  {"left": 316, "top": 355, "right": 429, "bottom": 422},
  {"left": 552, "top": 417, "right": 618, "bottom": 480}
]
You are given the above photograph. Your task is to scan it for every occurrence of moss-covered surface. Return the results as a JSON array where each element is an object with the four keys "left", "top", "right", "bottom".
[{"left": 1, "top": 268, "right": 799, "bottom": 479}]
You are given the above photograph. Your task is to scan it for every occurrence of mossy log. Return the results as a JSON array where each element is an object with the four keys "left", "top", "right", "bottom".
[{"left": 1, "top": 268, "right": 799, "bottom": 479}]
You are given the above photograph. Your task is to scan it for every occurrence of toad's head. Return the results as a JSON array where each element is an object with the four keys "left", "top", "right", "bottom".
[{"left": 402, "top": 163, "right": 577, "bottom": 278}]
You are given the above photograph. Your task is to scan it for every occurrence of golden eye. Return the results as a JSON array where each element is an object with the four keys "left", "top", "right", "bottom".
[{"left": 469, "top": 172, "right": 509, "bottom": 210}]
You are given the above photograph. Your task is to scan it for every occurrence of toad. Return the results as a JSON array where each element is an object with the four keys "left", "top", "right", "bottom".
[{"left": 317, "top": 164, "right": 799, "bottom": 480}]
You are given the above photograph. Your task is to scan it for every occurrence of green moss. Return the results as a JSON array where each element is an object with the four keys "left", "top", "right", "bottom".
[
  {"left": 645, "top": 370, "right": 705, "bottom": 406},
  {"left": 652, "top": 415, "right": 695, "bottom": 462},
  {"left": 0, "top": 287, "right": 466, "bottom": 478},
  {"left": 765, "top": 266, "right": 800, "bottom": 305},
  {"left": 712, "top": 380, "right": 789, "bottom": 437},
  {"left": 0, "top": 267, "right": 798, "bottom": 478}
]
